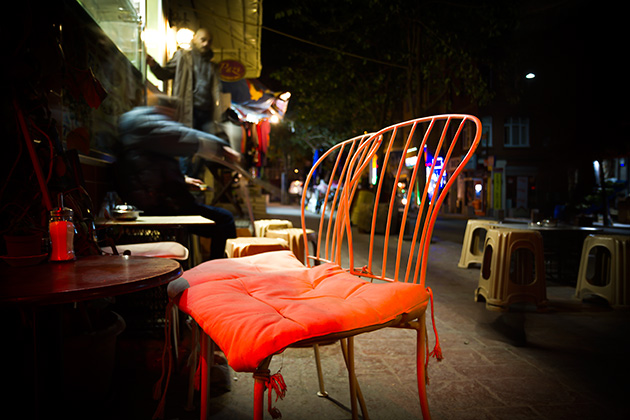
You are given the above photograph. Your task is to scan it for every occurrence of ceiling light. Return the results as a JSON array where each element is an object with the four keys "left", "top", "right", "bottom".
[{"left": 176, "top": 28, "right": 194, "bottom": 49}]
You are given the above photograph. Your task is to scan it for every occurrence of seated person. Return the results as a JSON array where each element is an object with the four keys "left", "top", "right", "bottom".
[{"left": 114, "top": 95, "right": 239, "bottom": 260}]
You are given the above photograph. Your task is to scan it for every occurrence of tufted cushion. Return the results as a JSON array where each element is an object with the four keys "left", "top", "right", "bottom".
[{"left": 172, "top": 250, "right": 429, "bottom": 372}]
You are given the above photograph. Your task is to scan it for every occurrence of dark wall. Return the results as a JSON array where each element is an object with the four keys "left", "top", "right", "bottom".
[
  {"left": 1, "top": 0, "right": 145, "bottom": 244},
  {"left": 5, "top": 0, "right": 144, "bottom": 157}
]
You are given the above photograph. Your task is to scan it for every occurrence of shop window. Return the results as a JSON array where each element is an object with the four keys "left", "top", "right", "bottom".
[{"left": 78, "top": 0, "right": 143, "bottom": 70}]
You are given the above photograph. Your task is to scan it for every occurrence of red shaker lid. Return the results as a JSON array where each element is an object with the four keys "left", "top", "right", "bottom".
[{"left": 50, "top": 207, "right": 74, "bottom": 218}]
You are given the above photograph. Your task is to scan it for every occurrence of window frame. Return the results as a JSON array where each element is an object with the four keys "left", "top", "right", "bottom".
[{"left": 504, "top": 117, "right": 530, "bottom": 148}]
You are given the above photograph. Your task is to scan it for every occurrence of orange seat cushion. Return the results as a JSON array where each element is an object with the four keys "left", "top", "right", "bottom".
[{"left": 172, "top": 251, "right": 429, "bottom": 372}]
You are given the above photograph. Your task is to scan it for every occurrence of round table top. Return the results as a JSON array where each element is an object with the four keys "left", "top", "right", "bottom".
[{"left": 0, "top": 254, "right": 182, "bottom": 306}]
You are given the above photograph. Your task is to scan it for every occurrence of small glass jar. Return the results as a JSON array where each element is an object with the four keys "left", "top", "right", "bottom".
[{"left": 49, "top": 207, "right": 76, "bottom": 262}]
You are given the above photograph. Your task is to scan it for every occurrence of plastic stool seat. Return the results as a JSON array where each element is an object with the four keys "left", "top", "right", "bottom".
[
  {"left": 475, "top": 226, "right": 547, "bottom": 311},
  {"left": 253, "top": 219, "right": 293, "bottom": 237},
  {"left": 458, "top": 219, "right": 499, "bottom": 268},
  {"left": 225, "top": 237, "right": 290, "bottom": 258},
  {"left": 265, "top": 228, "right": 315, "bottom": 264},
  {"left": 575, "top": 234, "right": 630, "bottom": 307}
]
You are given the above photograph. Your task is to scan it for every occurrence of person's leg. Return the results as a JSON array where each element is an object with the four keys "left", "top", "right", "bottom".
[{"left": 186, "top": 203, "right": 236, "bottom": 260}]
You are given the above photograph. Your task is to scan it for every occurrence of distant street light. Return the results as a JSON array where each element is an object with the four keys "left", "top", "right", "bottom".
[{"left": 525, "top": 72, "right": 536, "bottom": 79}]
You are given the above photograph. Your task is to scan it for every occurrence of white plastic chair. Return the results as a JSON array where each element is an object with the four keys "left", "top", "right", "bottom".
[{"left": 575, "top": 234, "right": 630, "bottom": 306}]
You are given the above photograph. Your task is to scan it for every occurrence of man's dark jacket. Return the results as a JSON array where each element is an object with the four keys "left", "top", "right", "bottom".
[{"left": 114, "top": 107, "right": 227, "bottom": 214}]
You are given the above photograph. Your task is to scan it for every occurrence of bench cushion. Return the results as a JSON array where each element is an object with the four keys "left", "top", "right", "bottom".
[{"left": 101, "top": 241, "right": 189, "bottom": 260}]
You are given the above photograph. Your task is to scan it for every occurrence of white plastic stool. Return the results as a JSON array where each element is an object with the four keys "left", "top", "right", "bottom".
[
  {"left": 475, "top": 226, "right": 547, "bottom": 311},
  {"left": 253, "top": 219, "right": 293, "bottom": 237},
  {"left": 224, "top": 237, "right": 290, "bottom": 258},
  {"left": 458, "top": 219, "right": 499, "bottom": 268},
  {"left": 575, "top": 234, "right": 630, "bottom": 307},
  {"left": 265, "top": 228, "right": 315, "bottom": 264}
]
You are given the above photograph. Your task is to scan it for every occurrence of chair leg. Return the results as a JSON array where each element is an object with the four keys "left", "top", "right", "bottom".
[
  {"left": 253, "top": 371, "right": 267, "bottom": 420},
  {"left": 191, "top": 233, "right": 202, "bottom": 267},
  {"left": 185, "top": 321, "right": 199, "bottom": 411},
  {"left": 416, "top": 320, "right": 431, "bottom": 420},
  {"left": 346, "top": 338, "right": 358, "bottom": 420},
  {"left": 313, "top": 344, "right": 329, "bottom": 397},
  {"left": 200, "top": 332, "right": 215, "bottom": 420},
  {"left": 171, "top": 306, "right": 180, "bottom": 361},
  {"left": 340, "top": 338, "right": 369, "bottom": 420},
  {"left": 252, "top": 358, "right": 272, "bottom": 420}
]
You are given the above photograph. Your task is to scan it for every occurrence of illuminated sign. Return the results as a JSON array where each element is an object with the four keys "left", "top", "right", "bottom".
[
  {"left": 404, "top": 147, "right": 418, "bottom": 167},
  {"left": 370, "top": 155, "right": 378, "bottom": 185},
  {"left": 218, "top": 60, "right": 246, "bottom": 82},
  {"left": 424, "top": 146, "right": 446, "bottom": 200}
]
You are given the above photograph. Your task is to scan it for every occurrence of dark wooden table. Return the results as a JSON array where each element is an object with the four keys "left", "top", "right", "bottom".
[
  {"left": 0, "top": 254, "right": 183, "bottom": 306},
  {"left": 0, "top": 254, "right": 183, "bottom": 419}
]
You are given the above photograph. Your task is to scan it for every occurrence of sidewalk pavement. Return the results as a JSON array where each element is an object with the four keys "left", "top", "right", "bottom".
[{"left": 110, "top": 204, "right": 629, "bottom": 420}]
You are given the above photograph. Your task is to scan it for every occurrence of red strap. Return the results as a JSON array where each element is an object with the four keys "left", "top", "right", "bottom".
[
  {"left": 266, "top": 371, "right": 287, "bottom": 419},
  {"left": 425, "top": 287, "right": 443, "bottom": 376}
]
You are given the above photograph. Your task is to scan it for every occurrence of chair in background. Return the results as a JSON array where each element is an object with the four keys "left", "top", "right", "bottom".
[
  {"left": 458, "top": 219, "right": 499, "bottom": 268},
  {"left": 575, "top": 234, "right": 630, "bottom": 307},
  {"left": 475, "top": 226, "right": 547, "bottom": 311},
  {"left": 223, "top": 236, "right": 290, "bottom": 258},
  {"left": 165, "top": 115, "right": 482, "bottom": 420},
  {"left": 223, "top": 219, "right": 294, "bottom": 258},
  {"left": 264, "top": 227, "right": 315, "bottom": 264},
  {"left": 101, "top": 241, "right": 189, "bottom": 360},
  {"left": 100, "top": 241, "right": 189, "bottom": 261},
  {"left": 252, "top": 218, "right": 317, "bottom": 265},
  {"left": 253, "top": 219, "right": 294, "bottom": 237}
]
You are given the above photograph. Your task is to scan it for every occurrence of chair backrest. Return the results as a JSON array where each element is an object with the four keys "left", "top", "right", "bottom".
[{"left": 301, "top": 114, "right": 482, "bottom": 287}]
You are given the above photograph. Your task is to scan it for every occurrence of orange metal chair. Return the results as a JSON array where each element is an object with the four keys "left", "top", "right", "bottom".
[{"left": 164, "top": 115, "right": 482, "bottom": 420}]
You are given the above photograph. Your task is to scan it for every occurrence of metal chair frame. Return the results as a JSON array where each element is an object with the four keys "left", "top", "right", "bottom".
[
  {"left": 302, "top": 115, "right": 481, "bottom": 286},
  {"left": 191, "top": 115, "right": 482, "bottom": 420}
]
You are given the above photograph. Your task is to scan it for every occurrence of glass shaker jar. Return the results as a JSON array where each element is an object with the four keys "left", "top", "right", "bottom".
[{"left": 49, "top": 207, "right": 76, "bottom": 261}]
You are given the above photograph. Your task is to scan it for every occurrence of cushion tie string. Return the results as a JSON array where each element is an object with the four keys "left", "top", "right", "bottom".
[
  {"left": 426, "top": 286, "right": 443, "bottom": 371},
  {"left": 253, "top": 370, "right": 287, "bottom": 419}
]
